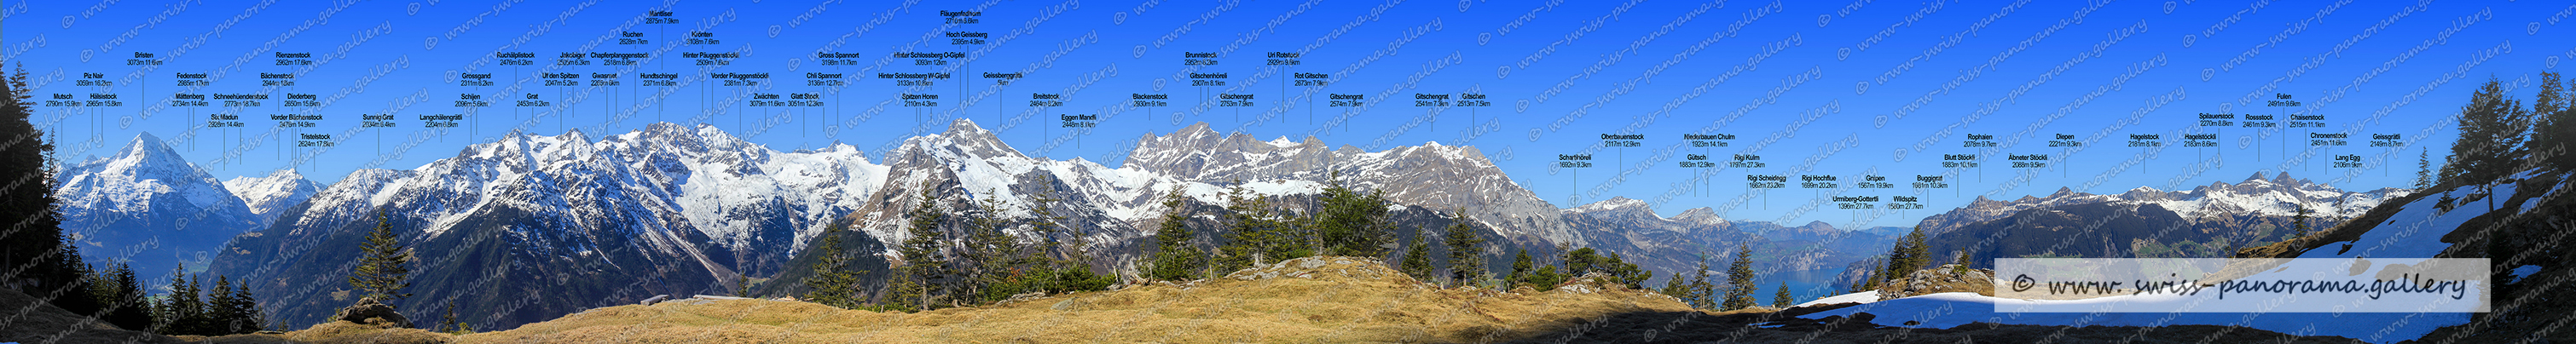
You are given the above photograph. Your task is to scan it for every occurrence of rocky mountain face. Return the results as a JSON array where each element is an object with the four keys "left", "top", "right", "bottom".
[
  {"left": 210, "top": 123, "right": 886, "bottom": 330},
  {"left": 1124, "top": 123, "right": 1581, "bottom": 250},
  {"left": 55, "top": 133, "right": 262, "bottom": 278},
  {"left": 223, "top": 169, "right": 321, "bottom": 227},
  {"left": 188, "top": 118, "right": 2092, "bottom": 330}
]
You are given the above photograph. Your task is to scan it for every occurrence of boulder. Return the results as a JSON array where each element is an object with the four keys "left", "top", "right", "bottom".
[{"left": 333, "top": 297, "right": 413, "bottom": 328}]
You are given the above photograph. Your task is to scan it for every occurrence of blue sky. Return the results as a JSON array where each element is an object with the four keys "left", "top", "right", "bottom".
[{"left": 7, "top": 0, "right": 2567, "bottom": 228}]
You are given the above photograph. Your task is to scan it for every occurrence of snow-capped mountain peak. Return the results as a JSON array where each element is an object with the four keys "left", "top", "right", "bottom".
[
  {"left": 55, "top": 133, "right": 261, "bottom": 278},
  {"left": 61, "top": 134, "right": 246, "bottom": 216},
  {"left": 224, "top": 169, "right": 321, "bottom": 226},
  {"left": 1913, "top": 175, "right": 2411, "bottom": 235}
]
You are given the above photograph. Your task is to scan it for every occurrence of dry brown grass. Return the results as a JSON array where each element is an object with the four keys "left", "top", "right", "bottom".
[{"left": 459, "top": 256, "right": 1697, "bottom": 343}]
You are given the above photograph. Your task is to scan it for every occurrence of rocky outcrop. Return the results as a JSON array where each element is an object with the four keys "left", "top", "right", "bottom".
[
  {"left": 333, "top": 298, "right": 414, "bottom": 329},
  {"left": 1876, "top": 265, "right": 1994, "bottom": 301}
]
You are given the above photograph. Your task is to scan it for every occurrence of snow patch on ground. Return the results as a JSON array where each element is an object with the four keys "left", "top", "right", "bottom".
[
  {"left": 1793, "top": 290, "right": 1879, "bottom": 307},
  {"left": 1797, "top": 292, "right": 2464, "bottom": 343}
]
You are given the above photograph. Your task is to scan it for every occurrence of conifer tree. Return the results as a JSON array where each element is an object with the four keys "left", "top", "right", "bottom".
[
  {"left": 1687, "top": 255, "right": 1716, "bottom": 309},
  {"left": 1215, "top": 181, "right": 1273, "bottom": 272},
  {"left": 1147, "top": 186, "right": 1203, "bottom": 281},
  {"left": 1772, "top": 283, "right": 1793, "bottom": 308},
  {"left": 1311, "top": 172, "right": 1391, "bottom": 257},
  {"left": 1604, "top": 253, "right": 1650, "bottom": 289},
  {"left": 894, "top": 185, "right": 947, "bottom": 311},
  {"left": 802, "top": 226, "right": 866, "bottom": 309},
  {"left": 96, "top": 263, "right": 153, "bottom": 330},
  {"left": 1879, "top": 227, "right": 1929, "bottom": 286},
  {"left": 2532, "top": 72, "right": 2570, "bottom": 167},
  {"left": 1506, "top": 249, "right": 1534, "bottom": 290},
  {"left": 2446, "top": 77, "right": 2530, "bottom": 212},
  {"left": 2292, "top": 204, "right": 2314, "bottom": 236},
  {"left": 0, "top": 62, "right": 83, "bottom": 315},
  {"left": 207, "top": 277, "right": 240, "bottom": 334},
  {"left": 1017, "top": 181, "right": 1111, "bottom": 295},
  {"left": 2416, "top": 148, "right": 2433, "bottom": 189},
  {"left": 1660, "top": 272, "right": 1689, "bottom": 299},
  {"left": 226, "top": 281, "right": 263, "bottom": 334},
  {"left": 155, "top": 270, "right": 205, "bottom": 335},
  {"left": 962, "top": 189, "right": 1016, "bottom": 303},
  {"left": 1952, "top": 250, "right": 1973, "bottom": 275},
  {"left": 1528, "top": 265, "right": 1563, "bottom": 291},
  {"left": 1025, "top": 177, "right": 1074, "bottom": 265},
  {"left": 1439, "top": 207, "right": 1485, "bottom": 287},
  {"left": 1399, "top": 230, "right": 1433, "bottom": 280},
  {"left": 349, "top": 209, "right": 412, "bottom": 306},
  {"left": 1722, "top": 246, "right": 1758, "bottom": 311},
  {"left": 436, "top": 301, "right": 472, "bottom": 335}
]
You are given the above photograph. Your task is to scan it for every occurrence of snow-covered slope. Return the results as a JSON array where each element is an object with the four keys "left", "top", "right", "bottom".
[
  {"left": 1797, "top": 169, "right": 2569, "bottom": 344},
  {"left": 212, "top": 122, "right": 888, "bottom": 329},
  {"left": 223, "top": 169, "right": 321, "bottom": 226},
  {"left": 55, "top": 133, "right": 262, "bottom": 275}
]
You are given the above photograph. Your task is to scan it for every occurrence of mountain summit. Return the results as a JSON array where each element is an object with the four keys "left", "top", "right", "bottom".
[{"left": 55, "top": 133, "right": 261, "bottom": 276}]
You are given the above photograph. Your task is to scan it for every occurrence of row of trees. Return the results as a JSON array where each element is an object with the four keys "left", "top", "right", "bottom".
[
  {"left": 1149, "top": 175, "right": 1426, "bottom": 281},
  {"left": 826, "top": 172, "right": 1769, "bottom": 312},
  {"left": 2442, "top": 73, "right": 2576, "bottom": 211},
  {"left": 1145, "top": 175, "right": 1570, "bottom": 292},
  {"left": 1655, "top": 246, "right": 1785, "bottom": 311},
  {"left": 806, "top": 176, "right": 1117, "bottom": 312},
  {"left": 1850, "top": 226, "right": 1983, "bottom": 294}
]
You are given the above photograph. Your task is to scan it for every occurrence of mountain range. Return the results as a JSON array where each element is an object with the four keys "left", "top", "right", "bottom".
[
  {"left": 42, "top": 119, "right": 2394, "bottom": 330},
  {"left": 1827, "top": 171, "right": 2410, "bottom": 289}
]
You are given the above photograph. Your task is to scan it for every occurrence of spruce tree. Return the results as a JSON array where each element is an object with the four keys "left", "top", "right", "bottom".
[
  {"left": 1607, "top": 253, "right": 1650, "bottom": 289},
  {"left": 894, "top": 185, "right": 946, "bottom": 311},
  {"left": 155, "top": 271, "right": 206, "bottom": 335},
  {"left": 0, "top": 62, "right": 81, "bottom": 316},
  {"left": 207, "top": 277, "right": 239, "bottom": 335},
  {"left": 962, "top": 189, "right": 1015, "bottom": 303},
  {"left": 1019, "top": 181, "right": 1111, "bottom": 295},
  {"left": 1528, "top": 265, "right": 1563, "bottom": 291},
  {"left": 2532, "top": 72, "right": 2570, "bottom": 167},
  {"left": 1399, "top": 231, "right": 1433, "bottom": 280},
  {"left": 349, "top": 209, "right": 412, "bottom": 306},
  {"left": 1660, "top": 272, "right": 1689, "bottom": 299},
  {"left": 1146, "top": 186, "right": 1203, "bottom": 281},
  {"left": 97, "top": 263, "right": 153, "bottom": 330},
  {"left": 1880, "top": 227, "right": 1929, "bottom": 286},
  {"left": 204, "top": 276, "right": 261, "bottom": 335},
  {"left": 228, "top": 281, "right": 263, "bottom": 334},
  {"left": 1773, "top": 283, "right": 1793, "bottom": 308},
  {"left": 1952, "top": 250, "right": 1973, "bottom": 275},
  {"left": 1214, "top": 181, "right": 1270, "bottom": 272},
  {"left": 1722, "top": 246, "right": 1758, "bottom": 311},
  {"left": 1439, "top": 207, "right": 1485, "bottom": 287},
  {"left": 2446, "top": 77, "right": 2530, "bottom": 211},
  {"left": 2292, "top": 204, "right": 2314, "bottom": 236},
  {"left": 1687, "top": 255, "right": 1716, "bottom": 309},
  {"left": 2416, "top": 148, "right": 2433, "bottom": 189},
  {"left": 1311, "top": 172, "right": 1391, "bottom": 257},
  {"left": 436, "top": 301, "right": 472, "bottom": 335},
  {"left": 1506, "top": 249, "right": 1533, "bottom": 290},
  {"left": 1025, "top": 177, "right": 1074, "bottom": 266},
  {"left": 802, "top": 227, "right": 866, "bottom": 309}
]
